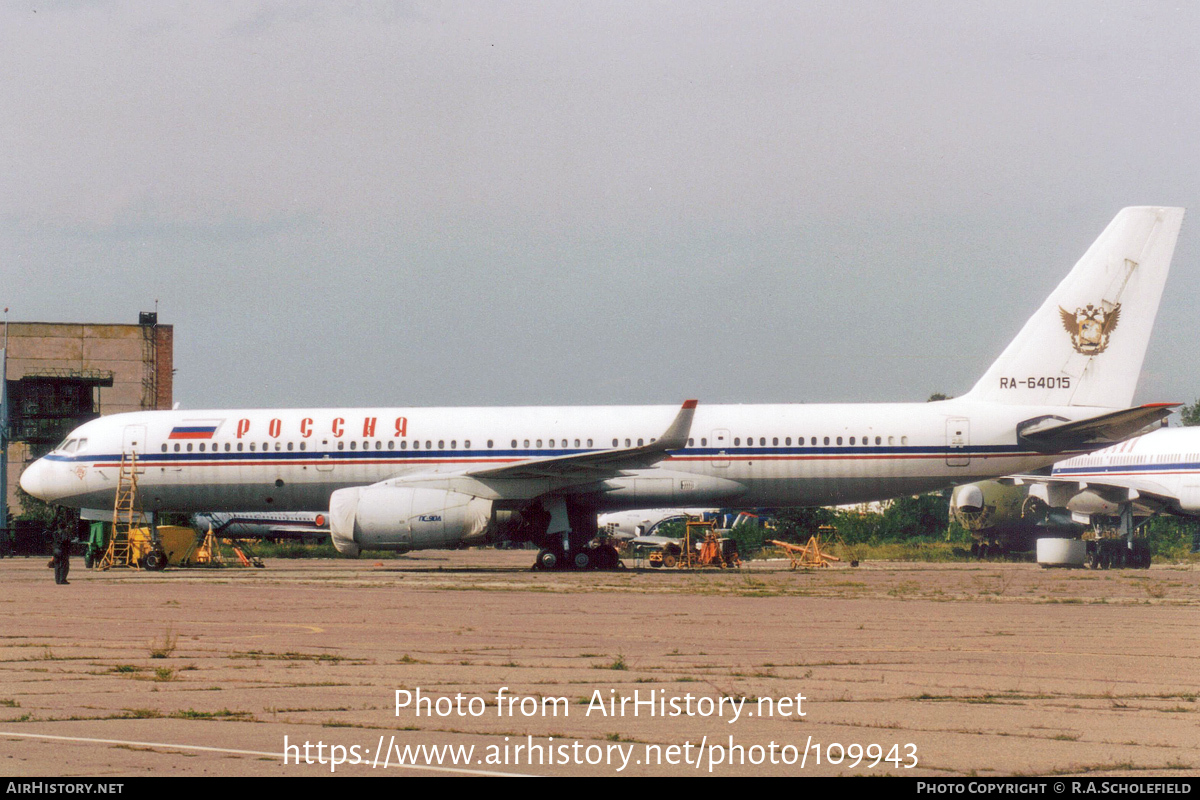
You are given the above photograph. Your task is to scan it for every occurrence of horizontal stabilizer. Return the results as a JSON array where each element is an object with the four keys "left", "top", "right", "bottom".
[{"left": 1017, "top": 403, "right": 1178, "bottom": 452}]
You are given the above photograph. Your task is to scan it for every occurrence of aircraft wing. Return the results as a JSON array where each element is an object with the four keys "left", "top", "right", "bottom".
[
  {"left": 1003, "top": 473, "right": 1179, "bottom": 514},
  {"left": 372, "top": 400, "right": 699, "bottom": 501},
  {"left": 468, "top": 399, "right": 697, "bottom": 480},
  {"left": 1016, "top": 403, "right": 1179, "bottom": 452}
]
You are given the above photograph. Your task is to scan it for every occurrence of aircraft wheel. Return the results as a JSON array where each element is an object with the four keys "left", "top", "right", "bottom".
[
  {"left": 592, "top": 545, "right": 619, "bottom": 570},
  {"left": 572, "top": 550, "right": 592, "bottom": 571},
  {"left": 536, "top": 548, "right": 561, "bottom": 571}
]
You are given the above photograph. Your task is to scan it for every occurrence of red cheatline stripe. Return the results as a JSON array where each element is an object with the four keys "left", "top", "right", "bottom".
[{"left": 91, "top": 452, "right": 1056, "bottom": 469}]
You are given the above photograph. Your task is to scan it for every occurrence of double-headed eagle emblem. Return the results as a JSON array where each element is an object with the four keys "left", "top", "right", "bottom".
[{"left": 1059, "top": 303, "right": 1120, "bottom": 355}]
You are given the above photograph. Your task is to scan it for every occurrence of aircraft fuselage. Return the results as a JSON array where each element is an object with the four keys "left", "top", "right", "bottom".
[{"left": 24, "top": 399, "right": 1106, "bottom": 514}]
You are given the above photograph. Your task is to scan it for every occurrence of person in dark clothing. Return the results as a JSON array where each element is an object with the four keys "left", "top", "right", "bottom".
[
  {"left": 48, "top": 508, "right": 74, "bottom": 585},
  {"left": 51, "top": 535, "right": 70, "bottom": 584}
]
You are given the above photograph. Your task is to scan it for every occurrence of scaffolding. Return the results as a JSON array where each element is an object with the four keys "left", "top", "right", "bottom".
[
  {"left": 181, "top": 526, "right": 264, "bottom": 568},
  {"left": 684, "top": 519, "right": 742, "bottom": 569},
  {"left": 769, "top": 532, "right": 842, "bottom": 570}
]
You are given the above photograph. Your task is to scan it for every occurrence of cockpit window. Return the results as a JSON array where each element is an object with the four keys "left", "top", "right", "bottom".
[
  {"left": 75, "top": 438, "right": 87, "bottom": 452},
  {"left": 62, "top": 439, "right": 78, "bottom": 453}
]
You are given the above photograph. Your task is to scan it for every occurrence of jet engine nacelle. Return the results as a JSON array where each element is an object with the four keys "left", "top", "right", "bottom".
[
  {"left": 1179, "top": 493, "right": 1200, "bottom": 513},
  {"left": 1064, "top": 490, "right": 1122, "bottom": 517},
  {"left": 329, "top": 485, "right": 494, "bottom": 557},
  {"left": 949, "top": 480, "right": 1028, "bottom": 531}
]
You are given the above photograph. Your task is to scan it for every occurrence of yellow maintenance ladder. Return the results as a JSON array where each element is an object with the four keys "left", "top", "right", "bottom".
[{"left": 98, "top": 452, "right": 162, "bottom": 570}]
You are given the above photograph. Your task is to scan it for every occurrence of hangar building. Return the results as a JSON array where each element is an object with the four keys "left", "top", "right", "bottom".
[{"left": 3, "top": 314, "right": 173, "bottom": 520}]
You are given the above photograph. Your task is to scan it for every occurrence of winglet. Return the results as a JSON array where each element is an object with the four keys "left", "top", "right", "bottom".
[
  {"left": 654, "top": 399, "right": 698, "bottom": 452},
  {"left": 464, "top": 399, "right": 700, "bottom": 484}
]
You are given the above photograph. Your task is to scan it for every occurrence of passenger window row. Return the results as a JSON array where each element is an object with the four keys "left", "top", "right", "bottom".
[
  {"left": 686, "top": 435, "right": 908, "bottom": 447},
  {"left": 158, "top": 432, "right": 915, "bottom": 454}
]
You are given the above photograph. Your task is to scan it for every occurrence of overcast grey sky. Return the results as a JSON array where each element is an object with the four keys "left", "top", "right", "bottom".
[{"left": 3, "top": 1, "right": 1198, "bottom": 411}]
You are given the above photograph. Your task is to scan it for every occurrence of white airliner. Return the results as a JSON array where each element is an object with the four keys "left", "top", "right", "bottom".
[
  {"left": 598, "top": 509, "right": 759, "bottom": 540},
  {"left": 951, "top": 425, "right": 1200, "bottom": 567},
  {"left": 598, "top": 508, "right": 721, "bottom": 539},
  {"left": 1012, "top": 426, "right": 1200, "bottom": 526},
  {"left": 20, "top": 207, "right": 1186, "bottom": 569},
  {"left": 189, "top": 511, "right": 329, "bottom": 541}
]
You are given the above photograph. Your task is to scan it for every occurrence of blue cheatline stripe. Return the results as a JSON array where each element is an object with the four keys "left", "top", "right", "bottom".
[
  {"left": 1054, "top": 462, "right": 1200, "bottom": 477},
  {"left": 46, "top": 442, "right": 1064, "bottom": 469}
]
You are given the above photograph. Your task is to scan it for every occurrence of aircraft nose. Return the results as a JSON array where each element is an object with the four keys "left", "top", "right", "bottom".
[{"left": 19, "top": 459, "right": 50, "bottom": 501}]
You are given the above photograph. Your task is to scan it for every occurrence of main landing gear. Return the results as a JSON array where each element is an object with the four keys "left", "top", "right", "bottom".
[
  {"left": 1086, "top": 504, "right": 1152, "bottom": 570},
  {"left": 533, "top": 542, "right": 623, "bottom": 571},
  {"left": 527, "top": 499, "right": 625, "bottom": 571},
  {"left": 1086, "top": 538, "right": 1151, "bottom": 570},
  {"left": 970, "top": 540, "right": 1000, "bottom": 559}
]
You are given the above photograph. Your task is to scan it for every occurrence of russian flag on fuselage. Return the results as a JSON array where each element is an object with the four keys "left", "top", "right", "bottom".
[{"left": 168, "top": 420, "right": 221, "bottom": 440}]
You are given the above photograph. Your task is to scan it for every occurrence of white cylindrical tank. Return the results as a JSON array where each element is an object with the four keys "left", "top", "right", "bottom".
[{"left": 1036, "top": 538, "right": 1087, "bottom": 568}]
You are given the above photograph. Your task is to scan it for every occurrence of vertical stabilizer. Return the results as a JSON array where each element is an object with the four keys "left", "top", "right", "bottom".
[{"left": 964, "top": 206, "right": 1184, "bottom": 408}]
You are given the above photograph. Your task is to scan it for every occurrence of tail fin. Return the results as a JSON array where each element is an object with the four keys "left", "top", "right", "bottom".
[{"left": 963, "top": 206, "right": 1184, "bottom": 408}]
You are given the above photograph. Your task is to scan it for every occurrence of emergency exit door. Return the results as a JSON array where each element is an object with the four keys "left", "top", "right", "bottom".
[{"left": 946, "top": 418, "right": 970, "bottom": 467}]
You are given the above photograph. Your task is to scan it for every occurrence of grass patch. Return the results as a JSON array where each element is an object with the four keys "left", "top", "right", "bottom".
[
  {"left": 122, "top": 708, "right": 163, "bottom": 719},
  {"left": 170, "top": 708, "right": 254, "bottom": 721},
  {"left": 833, "top": 539, "right": 970, "bottom": 563},
  {"left": 149, "top": 629, "right": 178, "bottom": 659},
  {"left": 232, "top": 650, "right": 353, "bottom": 664},
  {"left": 250, "top": 541, "right": 343, "bottom": 559}
]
